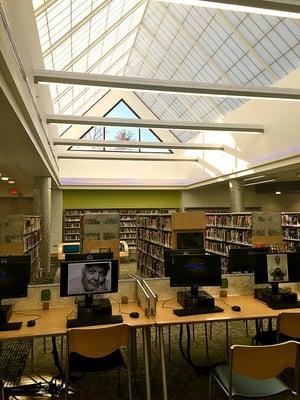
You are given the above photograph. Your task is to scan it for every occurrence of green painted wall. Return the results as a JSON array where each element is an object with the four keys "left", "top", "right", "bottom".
[{"left": 63, "top": 190, "right": 181, "bottom": 209}]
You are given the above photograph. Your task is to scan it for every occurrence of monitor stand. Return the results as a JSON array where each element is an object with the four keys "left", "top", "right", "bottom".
[
  {"left": 177, "top": 285, "right": 215, "bottom": 309},
  {"left": 77, "top": 295, "right": 112, "bottom": 320}
]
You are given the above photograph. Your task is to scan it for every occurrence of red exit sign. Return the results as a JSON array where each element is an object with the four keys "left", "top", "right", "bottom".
[{"left": 9, "top": 188, "right": 18, "bottom": 195}]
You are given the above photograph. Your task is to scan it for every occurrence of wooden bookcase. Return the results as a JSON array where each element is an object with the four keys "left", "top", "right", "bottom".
[
  {"left": 137, "top": 212, "right": 206, "bottom": 278},
  {"left": 281, "top": 212, "right": 300, "bottom": 252},
  {"left": 63, "top": 208, "right": 178, "bottom": 259},
  {"left": 0, "top": 215, "right": 42, "bottom": 284}
]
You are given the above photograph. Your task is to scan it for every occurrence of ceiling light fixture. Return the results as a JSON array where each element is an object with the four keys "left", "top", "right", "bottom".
[
  {"left": 156, "top": 0, "right": 300, "bottom": 19},
  {"left": 34, "top": 70, "right": 300, "bottom": 101},
  {"left": 46, "top": 114, "right": 264, "bottom": 134},
  {"left": 244, "top": 178, "right": 276, "bottom": 186},
  {"left": 275, "top": 191, "right": 282, "bottom": 195},
  {"left": 244, "top": 175, "right": 266, "bottom": 181},
  {"left": 53, "top": 138, "right": 224, "bottom": 151},
  {"left": 1, "top": 177, "right": 9, "bottom": 181},
  {"left": 8, "top": 180, "right": 15, "bottom": 184}
]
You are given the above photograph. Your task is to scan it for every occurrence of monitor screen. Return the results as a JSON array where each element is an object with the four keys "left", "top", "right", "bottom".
[
  {"left": 63, "top": 244, "right": 80, "bottom": 254},
  {"left": 287, "top": 253, "right": 300, "bottom": 282},
  {"left": 169, "top": 253, "right": 221, "bottom": 288},
  {"left": 228, "top": 247, "right": 270, "bottom": 273},
  {"left": 177, "top": 232, "right": 204, "bottom": 250},
  {"left": 0, "top": 256, "right": 31, "bottom": 299},
  {"left": 60, "top": 259, "right": 119, "bottom": 297},
  {"left": 64, "top": 252, "right": 114, "bottom": 261}
]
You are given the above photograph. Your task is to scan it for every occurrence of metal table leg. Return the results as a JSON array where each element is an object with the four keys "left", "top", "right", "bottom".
[
  {"left": 159, "top": 326, "right": 168, "bottom": 400},
  {"left": 142, "top": 328, "right": 152, "bottom": 400}
]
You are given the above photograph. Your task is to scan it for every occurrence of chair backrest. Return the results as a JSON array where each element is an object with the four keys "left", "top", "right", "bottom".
[
  {"left": 278, "top": 312, "right": 300, "bottom": 339},
  {"left": 67, "top": 324, "right": 129, "bottom": 358},
  {"left": 230, "top": 340, "right": 300, "bottom": 380}
]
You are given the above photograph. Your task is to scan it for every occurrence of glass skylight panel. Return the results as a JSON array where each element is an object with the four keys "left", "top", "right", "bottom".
[{"left": 275, "top": 22, "right": 298, "bottom": 48}]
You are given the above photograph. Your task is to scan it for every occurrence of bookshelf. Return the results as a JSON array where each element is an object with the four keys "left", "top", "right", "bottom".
[
  {"left": 0, "top": 215, "right": 42, "bottom": 284},
  {"left": 281, "top": 212, "right": 300, "bottom": 252},
  {"left": 137, "top": 212, "right": 206, "bottom": 277},
  {"left": 63, "top": 208, "right": 178, "bottom": 259},
  {"left": 205, "top": 212, "right": 253, "bottom": 272}
]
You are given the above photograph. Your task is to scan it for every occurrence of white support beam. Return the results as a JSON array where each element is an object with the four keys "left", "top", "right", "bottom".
[
  {"left": 155, "top": 1, "right": 300, "bottom": 19},
  {"left": 47, "top": 114, "right": 263, "bottom": 133},
  {"left": 57, "top": 152, "right": 199, "bottom": 162},
  {"left": 34, "top": 70, "right": 300, "bottom": 100},
  {"left": 53, "top": 138, "right": 224, "bottom": 150}
]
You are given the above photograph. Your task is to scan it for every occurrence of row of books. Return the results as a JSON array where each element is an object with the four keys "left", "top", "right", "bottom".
[
  {"left": 138, "top": 228, "right": 171, "bottom": 247},
  {"left": 283, "top": 228, "right": 300, "bottom": 240},
  {"left": 282, "top": 214, "right": 300, "bottom": 226},
  {"left": 206, "top": 214, "right": 252, "bottom": 228},
  {"left": 137, "top": 216, "right": 171, "bottom": 230},
  {"left": 137, "top": 253, "right": 164, "bottom": 278},
  {"left": 137, "top": 240, "right": 165, "bottom": 261}
]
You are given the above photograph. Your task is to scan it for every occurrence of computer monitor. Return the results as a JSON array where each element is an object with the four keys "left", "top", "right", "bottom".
[
  {"left": 228, "top": 247, "right": 270, "bottom": 273},
  {"left": 60, "top": 258, "right": 119, "bottom": 317},
  {"left": 169, "top": 251, "right": 221, "bottom": 296},
  {"left": 0, "top": 255, "right": 31, "bottom": 328},
  {"left": 164, "top": 248, "right": 205, "bottom": 277},
  {"left": 177, "top": 232, "right": 204, "bottom": 250},
  {"left": 64, "top": 252, "right": 114, "bottom": 261},
  {"left": 253, "top": 252, "right": 297, "bottom": 294}
]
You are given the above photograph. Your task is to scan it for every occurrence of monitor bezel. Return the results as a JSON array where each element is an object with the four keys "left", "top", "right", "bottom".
[{"left": 0, "top": 255, "right": 31, "bottom": 300}]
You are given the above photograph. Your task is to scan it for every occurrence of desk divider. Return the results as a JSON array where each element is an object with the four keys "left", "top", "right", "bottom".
[
  {"left": 136, "top": 280, "right": 151, "bottom": 317},
  {"left": 130, "top": 274, "right": 157, "bottom": 317}
]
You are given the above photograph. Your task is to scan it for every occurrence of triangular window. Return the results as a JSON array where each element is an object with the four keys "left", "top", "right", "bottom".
[{"left": 70, "top": 100, "right": 171, "bottom": 153}]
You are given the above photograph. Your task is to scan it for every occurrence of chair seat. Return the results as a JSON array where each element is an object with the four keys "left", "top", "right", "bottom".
[
  {"left": 69, "top": 349, "right": 125, "bottom": 374},
  {"left": 212, "top": 363, "right": 291, "bottom": 398}
]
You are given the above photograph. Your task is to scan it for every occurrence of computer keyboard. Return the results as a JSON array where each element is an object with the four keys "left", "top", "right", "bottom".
[
  {"left": 0, "top": 322, "right": 22, "bottom": 331},
  {"left": 67, "top": 314, "right": 123, "bottom": 328},
  {"left": 268, "top": 301, "right": 300, "bottom": 310},
  {"left": 173, "top": 305, "right": 224, "bottom": 316}
]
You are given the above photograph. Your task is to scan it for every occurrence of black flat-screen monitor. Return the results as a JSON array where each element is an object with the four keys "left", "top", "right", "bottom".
[
  {"left": 0, "top": 255, "right": 31, "bottom": 329},
  {"left": 169, "top": 251, "right": 221, "bottom": 296},
  {"left": 253, "top": 252, "right": 300, "bottom": 293},
  {"left": 177, "top": 232, "right": 204, "bottom": 250},
  {"left": 0, "top": 255, "right": 31, "bottom": 299},
  {"left": 164, "top": 248, "right": 205, "bottom": 277},
  {"left": 228, "top": 247, "right": 270, "bottom": 273},
  {"left": 64, "top": 252, "right": 114, "bottom": 261}
]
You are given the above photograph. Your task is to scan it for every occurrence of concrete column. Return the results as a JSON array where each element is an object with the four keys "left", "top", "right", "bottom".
[
  {"left": 229, "top": 179, "right": 244, "bottom": 212},
  {"left": 33, "top": 177, "right": 51, "bottom": 274}
]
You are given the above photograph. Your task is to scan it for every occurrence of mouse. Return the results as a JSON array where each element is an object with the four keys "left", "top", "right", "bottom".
[
  {"left": 231, "top": 305, "right": 241, "bottom": 312},
  {"left": 27, "top": 319, "right": 36, "bottom": 327},
  {"left": 129, "top": 312, "right": 139, "bottom": 318}
]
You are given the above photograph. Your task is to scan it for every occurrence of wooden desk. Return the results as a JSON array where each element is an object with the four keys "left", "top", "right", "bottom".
[
  {"left": 154, "top": 295, "right": 300, "bottom": 400},
  {"left": 0, "top": 302, "right": 154, "bottom": 400}
]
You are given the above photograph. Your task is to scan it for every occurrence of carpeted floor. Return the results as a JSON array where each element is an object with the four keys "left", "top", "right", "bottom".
[{"left": 2, "top": 319, "right": 287, "bottom": 400}]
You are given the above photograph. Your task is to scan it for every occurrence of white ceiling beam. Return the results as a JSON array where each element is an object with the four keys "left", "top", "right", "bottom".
[
  {"left": 53, "top": 138, "right": 224, "bottom": 150},
  {"left": 34, "top": 0, "right": 57, "bottom": 17},
  {"left": 34, "top": 69, "right": 300, "bottom": 100},
  {"left": 155, "top": 1, "right": 300, "bottom": 19},
  {"left": 47, "top": 114, "right": 263, "bottom": 133},
  {"left": 57, "top": 152, "right": 199, "bottom": 162}
]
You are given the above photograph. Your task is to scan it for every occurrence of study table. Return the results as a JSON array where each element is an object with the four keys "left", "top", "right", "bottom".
[
  {"left": 0, "top": 302, "right": 154, "bottom": 400},
  {"left": 154, "top": 294, "right": 300, "bottom": 400}
]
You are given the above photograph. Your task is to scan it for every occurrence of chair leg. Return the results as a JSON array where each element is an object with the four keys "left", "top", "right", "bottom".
[
  {"left": 204, "top": 323, "right": 209, "bottom": 358},
  {"left": 208, "top": 373, "right": 212, "bottom": 400}
]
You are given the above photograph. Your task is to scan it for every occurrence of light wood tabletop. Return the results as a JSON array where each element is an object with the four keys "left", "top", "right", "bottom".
[
  {"left": 154, "top": 294, "right": 300, "bottom": 326},
  {"left": 0, "top": 302, "right": 154, "bottom": 341}
]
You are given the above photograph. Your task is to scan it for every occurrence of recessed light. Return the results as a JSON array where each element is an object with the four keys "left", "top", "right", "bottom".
[
  {"left": 1, "top": 177, "right": 9, "bottom": 181},
  {"left": 275, "top": 191, "right": 281, "bottom": 195},
  {"left": 8, "top": 180, "right": 15, "bottom": 184}
]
